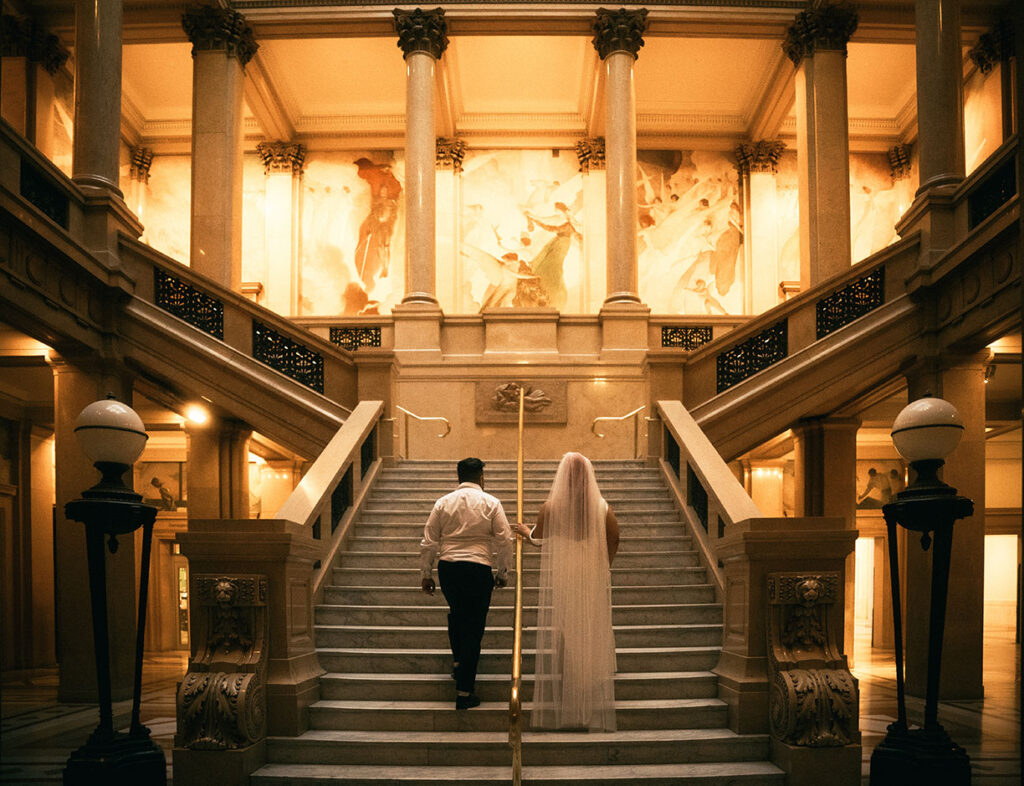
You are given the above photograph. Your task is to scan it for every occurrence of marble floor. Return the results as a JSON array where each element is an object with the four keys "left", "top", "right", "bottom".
[{"left": 1, "top": 632, "right": 1018, "bottom": 785}]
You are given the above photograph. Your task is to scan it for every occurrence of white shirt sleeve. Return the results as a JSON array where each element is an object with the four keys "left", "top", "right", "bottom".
[
  {"left": 419, "top": 501, "right": 443, "bottom": 580},
  {"left": 490, "top": 501, "right": 513, "bottom": 579}
]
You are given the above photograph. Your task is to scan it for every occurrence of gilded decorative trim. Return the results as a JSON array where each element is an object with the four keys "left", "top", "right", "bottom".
[
  {"left": 1, "top": 14, "right": 70, "bottom": 75},
  {"left": 182, "top": 6, "right": 259, "bottom": 67},
  {"left": 782, "top": 2, "right": 858, "bottom": 66},
  {"left": 592, "top": 8, "right": 648, "bottom": 60},
  {"left": 575, "top": 138, "right": 606, "bottom": 172},
  {"left": 734, "top": 140, "right": 786, "bottom": 176},
  {"left": 394, "top": 8, "right": 449, "bottom": 60},
  {"left": 436, "top": 137, "right": 466, "bottom": 172},
  {"left": 256, "top": 141, "right": 306, "bottom": 175}
]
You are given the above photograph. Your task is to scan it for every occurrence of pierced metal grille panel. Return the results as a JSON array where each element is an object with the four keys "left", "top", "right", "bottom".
[
  {"left": 665, "top": 426, "right": 680, "bottom": 479},
  {"left": 716, "top": 320, "right": 787, "bottom": 393},
  {"left": 329, "top": 326, "right": 382, "bottom": 351},
  {"left": 815, "top": 267, "right": 885, "bottom": 339},
  {"left": 968, "top": 155, "right": 1016, "bottom": 229},
  {"left": 661, "top": 325, "right": 713, "bottom": 350},
  {"left": 154, "top": 269, "right": 224, "bottom": 339},
  {"left": 360, "top": 427, "right": 376, "bottom": 479},
  {"left": 20, "top": 157, "right": 69, "bottom": 228},
  {"left": 252, "top": 321, "right": 324, "bottom": 393},
  {"left": 688, "top": 464, "right": 709, "bottom": 533}
]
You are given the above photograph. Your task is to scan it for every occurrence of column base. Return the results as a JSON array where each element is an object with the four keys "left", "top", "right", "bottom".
[
  {"left": 64, "top": 729, "right": 166, "bottom": 786},
  {"left": 598, "top": 301, "right": 650, "bottom": 361},
  {"left": 392, "top": 301, "right": 443, "bottom": 359},
  {"left": 869, "top": 724, "right": 970, "bottom": 786},
  {"left": 172, "top": 740, "right": 266, "bottom": 786},
  {"left": 773, "top": 738, "right": 861, "bottom": 786}
]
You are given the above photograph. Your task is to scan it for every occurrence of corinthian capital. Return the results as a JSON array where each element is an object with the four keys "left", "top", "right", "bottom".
[
  {"left": 182, "top": 5, "right": 258, "bottom": 67},
  {"left": 257, "top": 141, "right": 306, "bottom": 175},
  {"left": 734, "top": 140, "right": 786, "bottom": 176},
  {"left": 2, "top": 14, "right": 70, "bottom": 74},
  {"left": 130, "top": 147, "right": 154, "bottom": 183},
  {"left": 968, "top": 21, "right": 1014, "bottom": 75},
  {"left": 782, "top": 2, "right": 859, "bottom": 66},
  {"left": 887, "top": 143, "right": 911, "bottom": 181},
  {"left": 575, "top": 138, "right": 606, "bottom": 172},
  {"left": 435, "top": 138, "right": 466, "bottom": 173},
  {"left": 394, "top": 8, "right": 449, "bottom": 60},
  {"left": 592, "top": 8, "right": 648, "bottom": 60}
]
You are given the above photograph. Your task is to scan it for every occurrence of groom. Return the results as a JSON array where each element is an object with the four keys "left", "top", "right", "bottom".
[{"left": 420, "top": 457, "right": 513, "bottom": 709}]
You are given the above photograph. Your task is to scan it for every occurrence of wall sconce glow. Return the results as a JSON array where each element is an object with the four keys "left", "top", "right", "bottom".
[
  {"left": 185, "top": 404, "right": 210, "bottom": 425},
  {"left": 248, "top": 453, "right": 267, "bottom": 465}
]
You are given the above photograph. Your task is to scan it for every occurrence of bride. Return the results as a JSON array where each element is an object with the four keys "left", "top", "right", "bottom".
[{"left": 519, "top": 452, "right": 619, "bottom": 731}]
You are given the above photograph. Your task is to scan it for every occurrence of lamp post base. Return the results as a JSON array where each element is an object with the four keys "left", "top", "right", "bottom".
[
  {"left": 63, "top": 729, "right": 166, "bottom": 785},
  {"left": 869, "top": 723, "right": 971, "bottom": 786}
]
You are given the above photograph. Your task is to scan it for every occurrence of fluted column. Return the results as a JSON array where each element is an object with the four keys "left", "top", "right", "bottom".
[
  {"left": 784, "top": 2, "right": 858, "bottom": 288},
  {"left": 257, "top": 141, "right": 305, "bottom": 316},
  {"left": 182, "top": 5, "right": 257, "bottom": 292},
  {"left": 914, "top": 0, "right": 964, "bottom": 192},
  {"left": 394, "top": 8, "right": 448, "bottom": 306},
  {"left": 593, "top": 8, "right": 646, "bottom": 305},
  {"left": 735, "top": 141, "right": 785, "bottom": 314}
]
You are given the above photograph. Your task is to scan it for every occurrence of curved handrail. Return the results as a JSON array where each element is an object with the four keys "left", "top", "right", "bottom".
[
  {"left": 591, "top": 405, "right": 646, "bottom": 459},
  {"left": 508, "top": 386, "right": 525, "bottom": 786},
  {"left": 394, "top": 405, "right": 451, "bottom": 459}
]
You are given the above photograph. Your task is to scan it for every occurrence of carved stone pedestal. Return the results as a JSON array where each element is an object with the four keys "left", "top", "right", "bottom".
[{"left": 772, "top": 738, "right": 861, "bottom": 786}]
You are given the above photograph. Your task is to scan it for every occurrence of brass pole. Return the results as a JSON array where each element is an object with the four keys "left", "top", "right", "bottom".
[{"left": 509, "top": 385, "right": 525, "bottom": 785}]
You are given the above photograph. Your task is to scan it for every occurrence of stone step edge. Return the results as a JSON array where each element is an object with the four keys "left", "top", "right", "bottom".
[
  {"left": 313, "top": 698, "right": 726, "bottom": 711},
  {"left": 319, "top": 671, "right": 718, "bottom": 682},
  {"left": 314, "top": 624, "right": 723, "bottom": 634},
  {"left": 315, "top": 646, "right": 722, "bottom": 656},
  {"left": 268, "top": 728, "right": 761, "bottom": 744},
  {"left": 252, "top": 762, "right": 785, "bottom": 780},
  {"left": 322, "top": 584, "right": 718, "bottom": 593},
  {"left": 315, "top": 603, "right": 719, "bottom": 612}
]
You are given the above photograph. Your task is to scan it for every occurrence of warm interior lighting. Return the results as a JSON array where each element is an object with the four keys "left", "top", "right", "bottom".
[
  {"left": 248, "top": 453, "right": 267, "bottom": 465},
  {"left": 185, "top": 404, "right": 210, "bottom": 425}
]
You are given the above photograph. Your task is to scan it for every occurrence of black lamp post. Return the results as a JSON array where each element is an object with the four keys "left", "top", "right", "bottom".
[
  {"left": 870, "top": 396, "right": 973, "bottom": 786},
  {"left": 62, "top": 396, "right": 166, "bottom": 785}
]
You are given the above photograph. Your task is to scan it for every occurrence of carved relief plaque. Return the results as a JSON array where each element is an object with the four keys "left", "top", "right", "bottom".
[{"left": 475, "top": 380, "right": 567, "bottom": 424}]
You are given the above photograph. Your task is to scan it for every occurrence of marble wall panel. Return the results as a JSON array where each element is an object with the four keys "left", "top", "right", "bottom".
[
  {"left": 142, "top": 155, "right": 191, "bottom": 264},
  {"left": 964, "top": 62, "right": 1004, "bottom": 175}
]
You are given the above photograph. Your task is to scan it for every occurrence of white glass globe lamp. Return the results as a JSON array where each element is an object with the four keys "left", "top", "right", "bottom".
[
  {"left": 890, "top": 397, "right": 964, "bottom": 464},
  {"left": 74, "top": 397, "right": 149, "bottom": 466}
]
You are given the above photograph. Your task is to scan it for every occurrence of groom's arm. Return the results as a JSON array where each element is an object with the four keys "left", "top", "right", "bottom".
[
  {"left": 419, "top": 503, "right": 443, "bottom": 594},
  {"left": 491, "top": 503, "right": 513, "bottom": 587}
]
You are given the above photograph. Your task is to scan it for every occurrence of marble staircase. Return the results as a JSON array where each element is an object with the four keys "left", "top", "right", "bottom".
[{"left": 252, "top": 460, "right": 784, "bottom": 785}]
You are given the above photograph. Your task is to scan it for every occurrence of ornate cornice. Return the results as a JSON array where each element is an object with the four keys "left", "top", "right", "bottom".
[
  {"left": 435, "top": 137, "right": 466, "bottom": 172},
  {"left": 182, "top": 6, "right": 259, "bottom": 67},
  {"left": 592, "top": 8, "right": 648, "bottom": 60},
  {"left": 256, "top": 140, "right": 306, "bottom": 174},
  {"left": 130, "top": 147, "right": 154, "bottom": 183},
  {"left": 734, "top": 139, "right": 786, "bottom": 175},
  {"left": 1, "top": 14, "right": 70, "bottom": 75},
  {"left": 575, "top": 138, "right": 606, "bottom": 172},
  {"left": 782, "top": 2, "right": 858, "bottom": 66},
  {"left": 968, "top": 20, "right": 1014, "bottom": 75},
  {"left": 887, "top": 143, "right": 911, "bottom": 182},
  {"left": 394, "top": 8, "right": 449, "bottom": 60}
]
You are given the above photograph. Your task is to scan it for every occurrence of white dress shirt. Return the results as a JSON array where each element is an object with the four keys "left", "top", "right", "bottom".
[{"left": 419, "top": 482, "right": 513, "bottom": 580}]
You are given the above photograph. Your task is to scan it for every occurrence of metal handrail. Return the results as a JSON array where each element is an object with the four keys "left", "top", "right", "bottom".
[
  {"left": 394, "top": 405, "right": 450, "bottom": 459},
  {"left": 508, "top": 386, "right": 525, "bottom": 786},
  {"left": 591, "top": 405, "right": 646, "bottom": 459}
]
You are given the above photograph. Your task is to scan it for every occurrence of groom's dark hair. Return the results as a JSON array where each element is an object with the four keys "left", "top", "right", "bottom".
[{"left": 457, "top": 457, "right": 485, "bottom": 483}]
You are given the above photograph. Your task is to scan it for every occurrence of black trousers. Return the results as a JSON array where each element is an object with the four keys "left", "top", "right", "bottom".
[{"left": 438, "top": 560, "right": 494, "bottom": 694}]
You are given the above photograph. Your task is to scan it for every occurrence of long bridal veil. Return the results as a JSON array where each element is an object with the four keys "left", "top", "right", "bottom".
[{"left": 532, "top": 452, "right": 617, "bottom": 731}]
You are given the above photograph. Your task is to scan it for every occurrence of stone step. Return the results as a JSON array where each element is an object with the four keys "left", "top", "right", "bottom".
[
  {"left": 314, "top": 623, "right": 724, "bottom": 650},
  {"left": 338, "top": 550, "right": 701, "bottom": 570},
  {"left": 314, "top": 646, "right": 722, "bottom": 675},
  {"left": 308, "top": 698, "right": 728, "bottom": 732},
  {"left": 314, "top": 603, "right": 722, "bottom": 628},
  {"left": 344, "top": 534, "right": 694, "bottom": 552},
  {"left": 251, "top": 761, "right": 784, "bottom": 785},
  {"left": 321, "top": 584, "right": 718, "bottom": 607},
  {"left": 318, "top": 671, "right": 718, "bottom": 702},
  {"left": 372, "top": 481, "right": 669, "bottom": 493},
  {"left": 352, "top": 521, "right": 689, "bottom": 537},
  {"left": 329, "top": 566, "right": 709, "bottom": 588},
  {"left": 265, "top": 728, "right": 770, "bottom": 767},
  {"left": 361, "top": 500, "right": 677, "bottom": 513}
]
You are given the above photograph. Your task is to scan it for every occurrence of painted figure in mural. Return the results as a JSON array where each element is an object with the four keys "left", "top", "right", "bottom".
[
  {"left": 342, "top": 282, "right": 380, "bottom": 316},
  {"left": 709, "top": 201, "right": 743, "bottom": 296},
  {"left": 856, "top": 467, "right": 892, "bottom": 509},
  {"left": 353, "top": 158, "right": 402, "bottom": 289},
  {"left": 523, "top": 202, "right": 581, "bottom": 312},
  {"left": 461, "top": 246, "right": 548, "bottom": 309}
]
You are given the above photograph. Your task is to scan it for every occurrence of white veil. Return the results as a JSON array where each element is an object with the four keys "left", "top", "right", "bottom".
[{"left": 531, "top": 452, "right": 617, "bottom": 731}]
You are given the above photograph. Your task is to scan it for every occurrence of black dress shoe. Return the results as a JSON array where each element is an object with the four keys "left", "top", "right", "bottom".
[{"left": 455, "top": 693, "right": 481, "bottom": 710}]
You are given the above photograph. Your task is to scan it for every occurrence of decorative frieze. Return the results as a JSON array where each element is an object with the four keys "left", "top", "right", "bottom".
[
  {"left": 435, "top": 138, "right": 466, "bottom": 173},
  {"left": 734, "top": 140, "right": 786, "bottom": 176},
  {"left": 575, "top": 138, "right": 606, "bottom": 172},
  {"left": 1, "top": 14, "right": 70, "bottom": 74},
  {"left": 782, "top": 2, "right": 859, "bottom": 66},
  {"left": 393, "top": 7, "right": 449, "bottom": 60},
  {"left": 181, "top": 6, "right": 258, "bottom": 67},
  {"left": 968, "top": 20, "right": 1014, "bottom": 74},
  {"left": 129, "top": 147, "right": 154, "bottom": 183},
  {"left": 592, "top": 8, "right": 648, "bottom": 60},
  {"left": 887, "top": 143, "right": 911, "bottom": 182},
  {"left": 256, "top": 141, "right": 306, "bottom": 175}
]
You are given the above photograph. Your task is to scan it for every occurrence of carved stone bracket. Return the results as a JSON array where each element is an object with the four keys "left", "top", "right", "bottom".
[
  {"left": 176, "top": 574, "right": 268, "bottom": 751},
  {"left": 257, "top": 141, "right": 306, "bottom": 175},
  {"left": 887, "top": 143, "right": 911, "bottom": 182},
  {"left": 782, "top": 3, "right": 859, "bottom": 66},
  {"left": 592, "top": 8, "right": 648, "bottom": 60},
  {"left": 182, "top": 6, "right": 259, "bottom": 67},
  {"left": 436, "top": 137, "right": 466, "bottom": 173},
  {"left": 1, "top": 14, "right": 70, "bottom": 74},
  {"left": 130, "top": 147, "right": 154, "bottom": 183},
  {"left": 576, "top": 138, "right": 606, "bottom": 172},
  {"left": 766, "top": 572, "right": 858, "bottom": 748},
  {"left": 968, "top": 20, "right": 1015, "bottom": 74},
  {"left": 735, "top": 140, "right": 786, "bottom": 176},
  {"left": 394, "top": 7, "right": 449, "bottom": 60}
]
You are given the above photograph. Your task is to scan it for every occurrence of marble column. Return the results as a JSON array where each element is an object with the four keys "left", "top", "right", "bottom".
[
  {"left": 576, "top": 138, "right": 608, "bottom": 312},
  {"left": 902, "top": 354, "right": 987, "bottom": 700},
  {"left": 914, "top": 0, "right": 964, "bottom": 193},
  {"left": 735, "top": 141, "right": 785, "bottom": 314},
  {"left": 186, "top": 417, "right": 252, "bottom": 520},
  {"left": 257, "top": 141, "right": 306, "bottom": 316},
  {"left": 182, "top": 6, "right": 257, "bottom": 292},
  {"left": 593, "top": 8, "right": 647, "bottom": 306},
  {"left": 394, "top": 8, "right": 448, "bottom": 306},
  {"left": 783, "top": 3, "right": 858, "bottom": 289}
]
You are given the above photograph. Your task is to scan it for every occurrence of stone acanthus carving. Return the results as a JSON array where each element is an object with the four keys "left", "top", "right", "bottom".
[
  {"left": 1, "top": 14, "right": 70, "bottom": 75},
  {"left": 394, "top": 8, "right": 449, "bottom": 60},
  {"left": 492, "top": 382, "right": 553, "bottom": 413},
  {"left": 176, "top": 575, "right": 268, "bottom": 751},
  {"left": 592, "top": 8, "right": 648, "bottom": 60},
  {"left": 575, "top": 138, "right": 606, "bottom": 172},
  {"left": 887, "top": 143, "right": 911, "bottom": 182},
  {"left": 436, "top": 138, "right": 466, "bottom": 173},
  {"left": 766, "top": 572, "right": 859, "bottom": 749},
  {"left": 734, "top": 140, "right": 786, "bottom": 176},
  {"left": 129, "top": 147, "right": 154, "bottom": 183},
  {"left": 782, "top": 2, "right": 859, "bottom": 66},
  {"left": 257, "top": 141, "right": 306, "bottom": 175},
  {"left": 968, "top": 21, "right": 1014, "bottom": 74},
  {"left": 181, "top": 6, "right": 259, "bottom": 67}
]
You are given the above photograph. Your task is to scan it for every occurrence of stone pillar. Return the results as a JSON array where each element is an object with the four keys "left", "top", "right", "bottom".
[
  {"left": 127, "top": 146, "right": 153, "bottom": 224},
  {"left": 792, "top": 417, "right": 860, "bottom": 662},
  {"left": 182, "top": 6, "right": 257, "bottom": 292},
  {"left": 901, "top": 354, "right": 987, "bottom": 699},
  {"left": 257, "top": 141, "right": 305, "bottom": 316},
  {"left": 576, "top": 138, "right": 608, "bottom": 312},
  {"left": 435, "top": 137, "right": 465, "bottom": 312},
  {"left": 783, "top": 3, "right": 858, "bottom": 289},
  {"left": 186, "top": 418, "right": 252, "bottom": 520},
  {"left": 914, "top": 0, "right": 964, "bottom": 193},
  {"left": 735, "top": 141, "right": 785, "bottom": 315},
  {"left": 52, "top": 359, "right": 139, "bottom": 702},
  {"left": 0, "top": 14, "right": 70, "bottom": 145}
]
